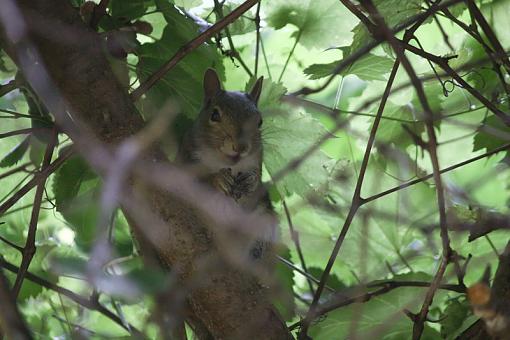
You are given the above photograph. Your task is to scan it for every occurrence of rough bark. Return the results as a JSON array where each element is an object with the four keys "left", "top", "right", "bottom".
[{"left": 0, "top": 1, "right": 291, "bottom": 338}]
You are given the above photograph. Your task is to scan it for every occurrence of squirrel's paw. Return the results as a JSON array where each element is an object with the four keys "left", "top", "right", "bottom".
[
  {"left": 211, "top": 168, "right": 235, "bottom": 196},
  {"left": 233, "top": 170, "right": 259, "bottom": 199}
]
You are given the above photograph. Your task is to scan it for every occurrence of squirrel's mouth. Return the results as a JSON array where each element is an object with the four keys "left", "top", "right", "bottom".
[{"left": 227, "top": 154, "right": 241, "bottom": 164}]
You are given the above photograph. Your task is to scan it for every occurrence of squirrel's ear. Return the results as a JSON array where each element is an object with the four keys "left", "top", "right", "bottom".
[
  {"left": 248, "top": 76, "right": 263, "bottom": 105},
  {"left": 203, "top": 68, "right": 222, "bottom": 99}
]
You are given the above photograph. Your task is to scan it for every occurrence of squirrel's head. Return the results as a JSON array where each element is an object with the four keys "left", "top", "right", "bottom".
[{"left": 196, "top": 68, "right": 263, "bottom": 166}]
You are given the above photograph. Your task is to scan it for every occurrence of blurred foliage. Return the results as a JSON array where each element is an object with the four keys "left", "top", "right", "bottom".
[{"left": 0, "top": 0, "right": 510, "bottom": 338}]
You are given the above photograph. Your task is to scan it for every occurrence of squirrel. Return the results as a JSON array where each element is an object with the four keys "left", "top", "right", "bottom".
[{"left": 177, "top": 68, "right": 274, "bottom": 260}]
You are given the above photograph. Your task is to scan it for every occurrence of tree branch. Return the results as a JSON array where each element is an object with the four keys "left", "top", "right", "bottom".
[{"left": 12, "top": 129, "right": 56, "bottom": 297}]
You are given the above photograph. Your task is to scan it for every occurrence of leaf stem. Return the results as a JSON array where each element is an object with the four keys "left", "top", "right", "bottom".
[{"left": 278, "top": 30, "right": 302, "bottom": 83}]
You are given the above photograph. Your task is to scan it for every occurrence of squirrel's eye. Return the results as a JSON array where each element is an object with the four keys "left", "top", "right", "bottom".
[
  {"left": 258, "top": 118, "right": 263, "bottom": 127},
  {"left": 211, "top": 108, "right": 221, "bottom": 122}
]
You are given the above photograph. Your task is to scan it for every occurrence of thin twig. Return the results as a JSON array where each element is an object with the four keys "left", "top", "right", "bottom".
[
  {"left": 283, "top": 200, "right": 314, "bottom": 295},
  {"left": 0, "top": 234, "right": 23, "bottom": 252},
  {"left": 277, "top": 30, "right": 301, "bottom": 83},
  {"left": 259, "top": 36, "right": 273, "bottom": 79},
  {"left": 12, "top": 129, "right": 57, "bottom": 298},
  {"left": 0, "top": 128, "right": 38, "bottom": 139},
  {"left": 277, "top": 256, "right": 335, "bottom": 293},
  {"left": 0, "top": 162, "right": 30, "bottom": 181},
  {"left": 363, "top": 142, "right": 510, "bottom": 204}
]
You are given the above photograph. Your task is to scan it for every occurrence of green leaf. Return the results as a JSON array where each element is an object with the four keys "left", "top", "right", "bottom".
[
  {"left": 53, "top": 156, "right": 100, "bottom": 250},
  {"left": 0, "top": 49, "right": 16, "bottom": 75},
  {"left": 0, "top": 136, "right": 30, "bottom": 168},
  {"left": 53, "top": 156, "right": 97, "bottom": 209},
  {"left": 137, "top": 1, "right": 225, "bottom": 118},
  {"left": 308, "top": 267, "right": 345, "bottom": 292},
  {"left": 310, "top": 272, "right": 443, "bottom": 340},
  {"left": 50, "top": 255, "right": 88, "bottom": 278},
  {"left": 29, "top": 137, "right": 46, "bottom": 167},
  {"left": 266, "top": 0, "right": 355, "bottom": 49},
  {"left": 223, "top": 4, "right": 256, "bottom": 36},
  {"left": 22, "top": 86, "right": 54, "bottom": 144},
  {"left": 473, "top": 115, "right": 510, "bottom": 153},
  {"left": 110, "top": 0, "right": 151, "bottom": 21},
  {"left": 440, "top": 298, "right": 471, "bottom": 339},
  {"left": 263, "top": 110, "right": 333, "bottom": 196},
  {"left": 272, "top": 246, "right": 295, "bottom": 321},
  {"left": 254, "top": 79, "right": 334, "bottom": 198},
  {"left": 244, "top": 77, "right": 286, "bottom": 112},
  {"left": 123, "top": 267, "right": 169, "bottom": 296},
  {"left": 10, "top": 244, "right": 58, "bottom": 302},
  {"left": 113, "top": 211, "right": 135, "bottom": 257},
  {"left": 304, "top": 53, "right": 394, "bottom": 81},
  {"left": 350, "top": 0, "right": 424, "bottom": 55},
  {"left": 376, "top": 103, "right": 425, "bottom": 148},
  {"left": 249, "top": 79, "right": 337, "bottom": 198}
]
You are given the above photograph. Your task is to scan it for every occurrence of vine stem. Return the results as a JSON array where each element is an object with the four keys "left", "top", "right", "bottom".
[
  {"left": 277, "top": 30, "right": 302, "bottom": 83},
  {"left": 283, "top": 200, "right": 315, "bottom": 295},
  {"left": 260, "top": 36, "right": 273, "bottom": 79},
  {"left": 254, "top": 0, "right": 262, "bottom": 77}
]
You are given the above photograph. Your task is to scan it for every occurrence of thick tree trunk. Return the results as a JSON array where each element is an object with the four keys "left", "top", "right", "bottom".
[{"left": 0, "top": 1, "right": 291, "bottom": 339}]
